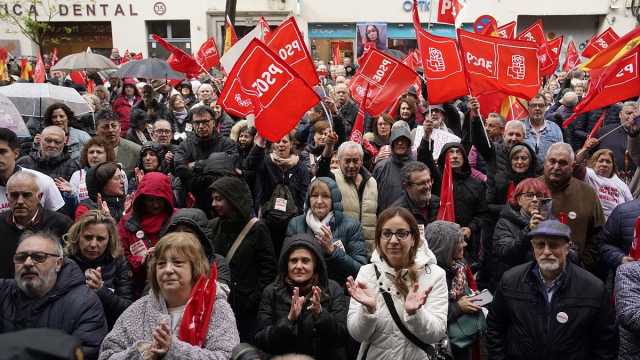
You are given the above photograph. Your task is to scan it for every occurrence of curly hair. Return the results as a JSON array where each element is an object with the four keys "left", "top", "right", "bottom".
[
  {"left": 44, "top": 103, "right": 75, "bottom": 128},
  {"left": 79, "top": 137, "right": 116, "bottom": 168}
]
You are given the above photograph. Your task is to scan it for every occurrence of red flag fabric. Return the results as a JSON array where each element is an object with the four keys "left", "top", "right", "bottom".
[
  {"left": 153, "top": 34, "right": 202, "bottom": 76},
  {"left": 86, "top": 79, "right": 95, "bottom": 94},
  {"left": 121, "top": 50, "right": 131, "bottom": 64},
  {"left": 178, "top": 264, "right": 217, "bottom": 347},
  {"left": 413, "top": 0, "right": 467, "bottom": 104},
  {"left": 50, "top": 48, "right": 58, "bottom": 66},
  {"left": 402, "top": 50, "right": 423, "bottom": 101},
  {"left": 457, "top": 29, "right": 541, "bottom": 100},
  {"left": 630, "top": 217, "right": 640, "bottom": 260},
  {"left": 437, "top": 0, "right": 463, "bottom": 25},
  {"left": 477, "top": 90, "right": 506, "bottom": 118},
  {"left": 332, "top": 42, "right": 342, "bottom": 68},
  {"left": 349, "top": 48, "right": 418, "bottom": 117},
  {"left": 132, "top": 53, "right": 143, "bottom": 60},
  {"left": 219, "top": 39, "right": 320, "bottom": 142},
  {"left": 517, "top": 20, "right": 554, "bottom": 75},
  {"left": 500, "top": 95, "right": 529, "bottom": 121},
  {"left": 562, "top": 46, "right": 640, "bottom": 128},
  {"left": 196, "top": 37, "right": 221, "bottom": 70},
  {"left": 437, "top": 153, "right": 455, "bottom": 221},
  {"left": 34, "top": 54, "right": 46, "bottom": 83},
  {"left": 586, "top": 109, "right": 607, "bottom": 141},
  {"left": 0, "top": 48, "right": 8, "bottom": 81},
  {"left": 69, "top": 71, "right": 86, "bottom": 85},
  {"left": 582, "top": 27, "right": 620, "bottom": 58},
  {"left": 350, "top": 83, "right": 370, "bottom": 144},
  {"left": 506, "top": 181, "right": 516, "bottom": 203},
  {"left": 542, "top": 36, "right": 564, "bottom": 77},
  {"left": 265, "top": 17, "right": 320, "bottom": 87},
  {"left": 259, "top": 17, "right": 271, "bottom": 40},
  {"left": 563, "top": 40, "right": 580, "bottom": 72},
  {"left": 497, "top": 21, "right": 517, "bottom": 39},
  {"left": 581, "top": 26, "right": 640, "bottom": 71}
]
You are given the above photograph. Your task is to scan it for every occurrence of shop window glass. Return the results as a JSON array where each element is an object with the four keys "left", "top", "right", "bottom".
[{"left": 170, "top": 21, "right": 190, "bottom": 39}]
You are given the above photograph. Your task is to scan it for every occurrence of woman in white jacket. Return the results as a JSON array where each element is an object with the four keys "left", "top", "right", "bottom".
[{"left": 346, "top": 207, "right": 448, "bottom": 359}]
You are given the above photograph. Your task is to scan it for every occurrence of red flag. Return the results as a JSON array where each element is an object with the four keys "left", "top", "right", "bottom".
[
  {"left": 196, "top": 37, "right": 221, "bottom": 70},
  {"left": 86, "top": 79, "right": 95, "bottom": 94},
  {"left": 153, "top": 34, "right": 202, "bottom": 76},
  {"left": 402, "top": 50, "right": 423, "bottom": 101},
  {"left": 542, "top": 36, "right": 564, "bottom": 77},
  {"left": 332, "top": 42, "right": 342, "bottom": 68},
  {"left": 19, "top": 58, "right": 32, "bottom": 80},
  {"left": 517, "top": 20, "right": 554, "bottom": 75},
  {"left": 350, "top": 83, "right": 370, "bottom": 143},
  {"left": 265, "top": 17, "right": 320, "bottom": 87},
  {"left": 581, "top": 26, "right": 640, "bottom": 71},
  {"left": 219, "top": 39, "right": 320, "bottom": 142},
  {"left": 457, "top": 29, "right": 541, "bottom": 100},
  {"left": 562, "top": 46, "right": 640, "bottom": 128},
  {"left": 50, "top": 48, "right": 58, "bottom": 66},
  {"left": 586, "top": 109, "right": 607, "bottom": 141},
  {"left": 413, "top": 0, "right": 467, "bottom": 104},
  {"left": 500, "top": 95, "right": 529, "bottom": 121},
  {"left": 563, "top": 40, "right": 580, "bottom": 72},
  {"left": 349, "top": 48, "right": 418, "bottom": 117},
  {"left": 34, "top": 53, "right": 46, "bottom": 83},
  {"left": 437, "top": 153, "right": 455, "bottom": 221},
  {"left": 178, "top": 264, "right": 217, "bottom": 347},
  {"left": 132, "top": 53, "right": 143, "bottom": 60},
  {"left": 582, "top": 27, "right": 620, "bottom": 58},
  {"left": 121, "top": 50, "right": 131, "bottom": 64},
  {"left": 259, "top": 17, "right": 271, "bottom": 40},
  {"left": 437, "top": 0, "right": 463, "bottom": 25},
  {"left": 497, "top": 21, "right": 517, "bottom": 39},
  {"left": 69, "top": 70, "right": 86, "bottom": 85},
  {"left": 630, "top": 217, "right": 640, "bottom": 260},
  {"left": 0, "top": 48, "right": 8, "bottom": 81}
]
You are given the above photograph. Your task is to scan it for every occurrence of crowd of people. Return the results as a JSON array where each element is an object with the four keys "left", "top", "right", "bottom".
[{"left": 0, "top": 53, "right": 639, "bottom": 360}]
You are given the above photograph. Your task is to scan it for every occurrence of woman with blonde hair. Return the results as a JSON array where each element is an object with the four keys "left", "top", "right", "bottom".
[{"left": 64, "top": 210, "right": 133, "bottom": 328}]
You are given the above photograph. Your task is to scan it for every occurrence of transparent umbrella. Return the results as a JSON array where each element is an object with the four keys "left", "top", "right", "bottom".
[
  {"left": 50, "top": 47, "right": 118, "bottom": 72},
  {"left": 0, "top": 93, "right": 30, "bottom": 137},
  {"left": 0, "top": 82, "right": 92, "bottom": 119}
]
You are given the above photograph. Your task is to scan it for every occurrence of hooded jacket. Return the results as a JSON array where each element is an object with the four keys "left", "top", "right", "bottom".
[
  {"left": 255, "top": 234, "right": 349, "bottom": 359},
  {"left": 17, "top": 150, "right": 80, "bottom": 181},
  {"left": 287, "top": 177, "right": 368, "bottom": 283},
  {"left": 348, "top": 243, "right": 449, "bottom": 360},
  {"left": 0, "top": 258, "right": 108, "bottom": 360},
  {"left": 112, "top": 79, "right": 141, "bottom": 135},
  {"left": 373, "top": 122, "right": 414, "bottom": 209}
]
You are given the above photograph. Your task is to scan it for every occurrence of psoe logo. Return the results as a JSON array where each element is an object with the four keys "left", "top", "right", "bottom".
[
  {"left": 234, "top": 94, "right": 252, "bottom": 108},
  {"left": 595, "top": 38, "right": 609, "bottom": 49},
  {"left": 507, "top": 55, "right": 526, "bottom": 80},
  {"left": 427, "top": 48, "right": 445, "bottom": 72}
]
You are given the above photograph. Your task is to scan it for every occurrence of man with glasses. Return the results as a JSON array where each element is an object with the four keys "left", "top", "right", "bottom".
[
  {"left": 95, "top": 109, "right": 141, "bottom": 178},
  {"left": 523, "top": 94, "right": 564, "bottom": 163},
  {"left": 17, "top": 126, "right": 80, "bottom": 181},
  {"left": 151, "top": 119, "right": 176, "bottom": 172},
  {"left": 487, "top": 219, "right": 616, "bottom": 359},
  {"left": 393, "top": 161, "right": 439, "bottom": 239},
  {"left": 0, "top": 172, "right": 71, "bottom": 278},
  {"left": 0, "top": 232, "right": 108, "bottom": 359}
]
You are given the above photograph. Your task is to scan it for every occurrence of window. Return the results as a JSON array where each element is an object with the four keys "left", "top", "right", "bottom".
[{"left": 146, "top": 20, "right": 191, "bottom": 58}]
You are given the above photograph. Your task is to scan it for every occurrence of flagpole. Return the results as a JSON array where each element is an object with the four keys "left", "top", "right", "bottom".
[{"left": 597, "top": 123, "right": 625, "bottom": 142}]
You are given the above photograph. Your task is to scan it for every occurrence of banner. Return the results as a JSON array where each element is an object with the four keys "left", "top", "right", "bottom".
[
  {"left": 582, "top": 27, "right": 620, "bottom": 58},
  {"left": 457, "top": 29, "right": 541, "bottom": 99},
  {"left": 356, "top": 23, "right": 388, "bottom": 58},
  {"left": 196, "top": 37, "right": 221, "bottom": 70},
  {"left": 219, "top": 39, "right": 320, "bottom": 142}
]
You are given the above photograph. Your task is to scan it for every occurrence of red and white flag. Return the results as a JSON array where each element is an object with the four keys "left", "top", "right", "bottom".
[
  {"left": 437, "top": 153, "right": 455, "bottom": 222},
  {"left": 497, "top": 21, "right": 517, "bottom": 40},
  {"left": 457, "top": 29, "right": 541, "bottom": 100},
  {"left": 437, "top": 0, "right": 463, "bottom": 25},
  {"left": 350, "top": 83, "right": 370, "bottom": 144},
  {"left": 542, "top": 36, "right": 564, "bottom": 76},
  {"left": 33, "top": 53, "right": 46, "bottom": 83},
  {"left": 349, "top": 48, "right": 418, "bottom": 117},
  {"left": 264, "top": 17, "right": 319, "bottom": 87},
  {"left": 402, "top": 50, "right": 423, "bottom": 101},
  {"left": 563, "top": 40, "right": 580, "bottom": 72},
  {"left": 582, "top": 27, "right": 620, "bottom": 58},
  {"left": 196, "top": 37, "right": 221, "bottom": 70},
  {"left": 517, "top": 20, "right": 554, "bottom": 75},
  {"left": 259, "top": 17, "right": 271, "bottom": 40},
  {"left": 153, "top": 34, "right": 201, "bottom": 77},
  {"left": 219, "top": 39, "right": 320, "bottom": 142},
  {"left": 50, "top": 48, "right": 58, "bottom": 66}
]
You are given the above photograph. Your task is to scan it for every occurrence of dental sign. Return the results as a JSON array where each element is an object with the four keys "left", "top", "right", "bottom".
[{"left": 0, "top": 2, "right": 139, "bottom": 17}]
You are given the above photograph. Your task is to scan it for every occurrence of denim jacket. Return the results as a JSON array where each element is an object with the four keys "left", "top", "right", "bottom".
[{"left": 523, "top": 118, "right": 564, "bottom": 163}]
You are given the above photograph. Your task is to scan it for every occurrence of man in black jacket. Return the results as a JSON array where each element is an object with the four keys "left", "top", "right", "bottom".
[
  {"left": 487, "top": 220, "right": 617, "bottom": 360},
  {"left": 0, "top": 232, "right": 107, "bottom": 359},
  {"left": 17, "top": 126, "right": 80, "bottom": 181},
  {"left": 393, "top": 161, "right": 439, "bottom": 235}
]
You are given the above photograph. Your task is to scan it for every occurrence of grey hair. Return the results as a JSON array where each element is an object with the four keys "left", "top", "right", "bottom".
[
  {"left": 19, "top": 231, "right": 64, "bottom": 257},
  {"left": 487, "top": 112, "right": 505, "bottom": 127},
  {"left": 7, "top": 171, "right": 40, "bottom": 193},
  {"left": 546, "top": 142, "right": 575, "bottom": 162},
  {"left": 622, "top": 101, "right": 639, "bottom": 111},
  {"left": 504, "top": 120, "right": 526, "bottom": 133},
  {"left": 401, "top": 161, "right": 430, "bottom": 186},
  {"left": 337, "top": 141, "right": 364, "bottom": 159}
]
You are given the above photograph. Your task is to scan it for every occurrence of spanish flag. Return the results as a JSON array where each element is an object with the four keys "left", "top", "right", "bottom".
[
  {"left": 500, "top": 96, "right": 529, "bottom": 122},
  {"left": 20, "top": 58, "right": 32, "bottom": 81},
  {"left": 0, "top": 48, "right": 8, "bottom": 81},
  {"left": 581, "top": 26, "right": 640, "bottom": 71},
  {"left": 223, "top": 15, "right": 238, "bottom": 54}
]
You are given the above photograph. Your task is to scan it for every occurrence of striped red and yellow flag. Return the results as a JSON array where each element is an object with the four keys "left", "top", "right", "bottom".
[
  {"left": 223, "top": 15, "right": 238, "bottom": 54},
  {"left": 581, "top": 26, "right": 640, "bottom": 71}
]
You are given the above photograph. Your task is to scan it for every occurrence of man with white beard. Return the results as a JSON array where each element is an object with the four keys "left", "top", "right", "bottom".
[{"left": 486, "top": 220, "right": 617, "bottom": 359}]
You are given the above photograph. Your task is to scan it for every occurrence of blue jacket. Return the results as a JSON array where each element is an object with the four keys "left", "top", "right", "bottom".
[
  {"left": 286, "top": 177, "right": 367, "bottom": 283},
  {"left": 600, "top": 199, "right": 640, "bottom": 270},
  {"left": 522, "top": 118, "right": 564, "bottom": 164}
]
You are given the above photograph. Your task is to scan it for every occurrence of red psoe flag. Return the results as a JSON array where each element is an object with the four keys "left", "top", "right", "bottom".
[
  {"left": 178, "top": 264, "right": 217, "bottom": 347},
  {"left": 413, "top": 0, "right": 467, "bottom": 104},
  {"left": 517, "top": 20, "right": 554, "bottom": 75},
  {"left": 259, "top": 17, "right": 271, "bottom": 40},
  {"left": 349, "top": 48, "right": 418, "bottom": 117},
  {"left": 497, "top": 21, "right": 517, "bottom": 39},
  {"left": 562, "top": 46, "right": 640, "bottom": 128},
  {"left": 350, "top": 83, "right": 370, "bottom": 144},
  {"left": 437, "top": 0, "right": 463, "bottom": 25},
  {"left": 437, "top": 153, "right": 456, "bottom": 222},
  {"left": 563, "top": 40, "right": 580, "bottom": 72},
  {"left": 34, "top": 53, "right": 46, "bottom": 83},
  {"left": 542, "top": 36, "right": 564, "bottom": 77},
  {"left": 582, "top": 27, "right": 620, "bottom": 58},
  {"left": 457, "top": 29, "right": 541, "bottom": 100},
  {"left": 152, "top": 34, "right": 202, "bottom": 77},
  {"left": 196, "top": 37, "right": 221, "bottom": 70},
  {"left": 265, "top": 17, "right": 319, "bottom": 87},
  {"left": 219, "top": 39, "right": 320, "bottom": 142}
]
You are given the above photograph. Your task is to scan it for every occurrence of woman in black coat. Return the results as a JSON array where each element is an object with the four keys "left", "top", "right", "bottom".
[
  {"left": 63, "top": 210, "right": 133, "bottom": 328},
  {"left": 255, "top": 233, "right": 348, "bottom": 359}
]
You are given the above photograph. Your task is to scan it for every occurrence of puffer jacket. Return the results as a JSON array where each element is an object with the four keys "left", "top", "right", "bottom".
[
  {"left": 68, "top": 253, "right": 133, "bottom": 329},
  {"left": 0, "top": 258, "right": 108, "bottom": 360},
  {"left": 255, "top": 234, "right": 348, "bottom": 359},
  {"left": 287, "top": 177, "right": 368, "bottom": 284},
  {"left": 347, "top": 245, "right": 448, "bottom": 360},
  {"left": 487, "top": 261, "right": 617, "bottom": 360},
  {"left": 599, "top": 199, "right": 640, "bottom": 271},
  {"left": 216, "top": 110, "right": 236, "bottom": 138},
  {"left": 17, "top": 150, "right": 80, "bottom": 181},
  {"left": 615, "top": 262, "right": 640, "bottom": 360}
]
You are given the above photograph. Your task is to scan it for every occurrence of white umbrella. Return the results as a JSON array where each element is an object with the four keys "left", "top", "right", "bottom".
[
  {"left": 50, "top": 47, "right": 117, "bottom": 72},
  {"left": 0, "top": 93, "right": 30, "bottom": 137},
  {"left": 0, "top": 82, "right": 92, "bottom": 119}
]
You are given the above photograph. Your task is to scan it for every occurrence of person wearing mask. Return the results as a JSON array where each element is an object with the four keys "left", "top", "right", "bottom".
[
  {"left": 364, "top": 114, "right": 394, "bottom": 152},
  {"left": 393, "top": 161, "right": 439, "bottom": 234},
  {"left": 208, "top": 176, "right": 277, "bottom": 342},
  {"left": 64, "top": 210, "right": 133, "bottom": 329},
  {"left": 94, "top": 110, "right": 141, "bottom": 178},
  {"left": 347, "top": 207, "right": 448, "bottom": 359},
  {"left": 111, "top": 78, "right": 141, "bottom": 136},
  {"left": 18, "top": 125, "right": 80, "bottom": 181},
  {"left": 541, "top": 142, "right": 604, "bottom": 273},
  {"left": 0, "top": 172, "right": 72, "bottom": 278},
  {"left": 42, "top": 103, "right": 91, "bottom": 160},
  {"left": 0, "top": 232, "right": 108, "bottom": 359},
  {"left": 374, "top": 121, "right": 415, "bottom": 209},
  {"left": 98, "top": 233, "right": 239, "bottom": 359},
  {"left": 75, "top": 161, "right": 126, "bottom": 222},
  {"left": 487, "top": 220, "right": 617, "bottom": 360},
  {"left": 615, "top": 262, "right": 640, "bottom": 359}
]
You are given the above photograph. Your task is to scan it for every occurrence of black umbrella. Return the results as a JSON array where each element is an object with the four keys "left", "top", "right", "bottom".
[{"left": 111, "top": 58, "right": 186, "bottom": 80}]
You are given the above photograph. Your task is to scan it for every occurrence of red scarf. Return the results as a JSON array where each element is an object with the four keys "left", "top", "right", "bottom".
[
  {"left": 140, "top": 211, "right": 172, "bottom": 236},
  {"left": 178, "top": 264, "right": 218, "bottom": 347}
]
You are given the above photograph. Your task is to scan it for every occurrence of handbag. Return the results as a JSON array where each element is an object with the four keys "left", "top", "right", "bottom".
[{"left": 447, "top": 309, "right": 487, "bottom": 348}]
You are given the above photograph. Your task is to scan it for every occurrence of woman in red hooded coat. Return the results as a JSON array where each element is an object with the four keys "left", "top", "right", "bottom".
[
  {"left": 111, "top": 78, "right": 141, "bottom": 136},
  {"left": 118, "top": 172, "right": 175, "bottom": 295}
]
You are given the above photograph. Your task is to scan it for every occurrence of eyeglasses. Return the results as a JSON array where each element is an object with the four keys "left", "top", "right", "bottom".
[
  {"left": 530, "top": 240, "right": 565, "bottom": 251},
  {"left": 381, "top": 229, "right": 411, "bottom": 240},
  {"left": 520, "top": 192, "right": 548, "bottom": 200},
  {"left": 13, "top": 251, "right": 60, "bottom": 264},
  {"left": 153, "top": 129, "right": 172, "bottom": 135}
]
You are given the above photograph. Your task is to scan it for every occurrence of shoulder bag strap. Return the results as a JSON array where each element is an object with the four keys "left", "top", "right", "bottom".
[{"left": 225, "top": 217, "right": 258, "bottom": 263}]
